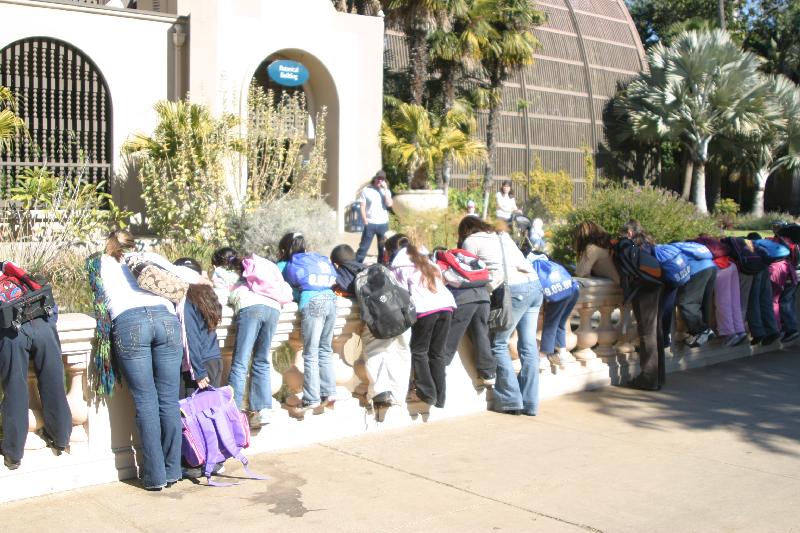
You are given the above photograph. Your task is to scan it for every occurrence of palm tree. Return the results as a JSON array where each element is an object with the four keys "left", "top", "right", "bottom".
[
  {"left": 472, "top": 0, "right": 544, "bottom": 218},
  {"left": 381, "top": 101, "right": 486, "bottom": 189},
  {"left": 0, "top": 86, "right": 24, "bottom": 155},
  {"left": 619, "top": 29, "right": 775, "bottom": 213},
  {"left": 385, "top": 0, "right": 450, "bottom": 105},
  {"left": 725, "top": 75, "right": 800, "bottom": 216}
]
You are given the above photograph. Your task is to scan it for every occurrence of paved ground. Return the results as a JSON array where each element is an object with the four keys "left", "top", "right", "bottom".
[{"left": 3, "top": 350, "right": 799, "bottom": 533}]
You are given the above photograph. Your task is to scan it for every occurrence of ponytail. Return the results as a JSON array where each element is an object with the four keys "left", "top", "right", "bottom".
[
  {"left": 105, "top": 230, "right": 135, "bottom": 262},
  {"left": 405, "top": 243, "right": 441, "bottom": 293}
]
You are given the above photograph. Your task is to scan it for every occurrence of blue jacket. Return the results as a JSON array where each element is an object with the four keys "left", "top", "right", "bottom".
[{"left": 184, "top": 301, "right": 221, "bottom": 380}]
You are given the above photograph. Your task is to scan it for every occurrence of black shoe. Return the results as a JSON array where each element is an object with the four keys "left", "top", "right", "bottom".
[
  {"left": 782, "top": 330, "right": 800, "bottom": 343},
  {"left": 3, "top": 454, "right": 21, "bottom": 470},
  {"left": 762, "top": 333, "right": 781, "bottom": 346},
  {"left": 37, "top": 429, "right": 67, "bottom": 456},
  {"left": 503, "top": 409, "right": 522, "bottom": 416},
  {"left": 372, "top": 391, "right": 394, "bottom": 407},
  {"left": 751, "top": 336, "right": 763, "bottom": 346},
  {"left": 627, "top": 375, "right": 661, "bottom": 391}
]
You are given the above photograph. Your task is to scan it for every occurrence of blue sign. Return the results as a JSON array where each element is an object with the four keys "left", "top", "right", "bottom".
[{"left": 267, "top": 60, "right": 309, "bottom": 87}]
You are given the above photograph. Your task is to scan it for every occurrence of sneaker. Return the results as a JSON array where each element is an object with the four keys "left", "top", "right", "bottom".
[
  {"left": 684, "top": 333, "right": 699, "bottom": 348},
  {"left": 694, "top": 329, "right": 714, "bottom": 347},
  {"left": 751, "top": 336, "right": 763, "bottom": 346},
  {"left": 301, "top": 401, "right": 321, "bottom": 410},
  {"left": 372, "top": 391, "right": 394, "bottom": 407},
  {"left": 479, "top": 374, "right": 496, "bottom": 386},
  {"left": 182, "top": 466, "right": 202, "bottom": 479},
  {"left": 761, "top": 332, "right": 781, "bottom": 346},
  {"left": 725, "top": 333, "right": 747, "bottom": 347},
  {"left": 321, "top": 396, "right": 337, "bottom": 408},
  {"left": 212, "top": 462, "right": 225, "bottom": 475},
  {"left": 782, "top": 330, "right": 800, "bottom": 343},
  {"left": 3, "top": 454, "right": 20, "bottom": 470},
  {"left": 257, "top": 408, "right": 271, "bottom": 427}
]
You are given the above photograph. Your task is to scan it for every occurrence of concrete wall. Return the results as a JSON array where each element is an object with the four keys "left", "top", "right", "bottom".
[
  {"left": 180, "top": 0, "right": 384, "bottom": 230},
  {"left": 0, "top": 0, "right": 183, "bottom": 216}
]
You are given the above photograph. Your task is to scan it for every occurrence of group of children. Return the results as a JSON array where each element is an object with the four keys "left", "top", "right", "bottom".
[{"left": 575, "top": 219, "right": 800, "bottom": 390}]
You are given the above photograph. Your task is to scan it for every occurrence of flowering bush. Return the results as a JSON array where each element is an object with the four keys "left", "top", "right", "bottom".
[{"left": 549, "top": 182, "right": 720, "bottom": 265}]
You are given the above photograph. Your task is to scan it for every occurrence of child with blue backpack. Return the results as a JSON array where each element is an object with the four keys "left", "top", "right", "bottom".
[
  {"left": 278, "top": 233, "right": 339, "bottom": 410},
  {"left": 672, "top": 241, "right": 717, "bottom": 348}
]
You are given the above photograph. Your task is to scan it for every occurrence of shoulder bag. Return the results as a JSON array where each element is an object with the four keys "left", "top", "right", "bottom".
[{"left": 488, "top": 234, "right": 513, "bottom": 332}]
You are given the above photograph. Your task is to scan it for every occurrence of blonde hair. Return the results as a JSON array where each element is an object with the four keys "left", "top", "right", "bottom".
[{"left": 105, "top": 230, "right": 136, "bottom": 262}]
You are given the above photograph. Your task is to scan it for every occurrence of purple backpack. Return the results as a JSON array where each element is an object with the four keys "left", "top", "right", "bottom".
[{"left": 179, "top": 386, "right": 266, "bottom": 486}]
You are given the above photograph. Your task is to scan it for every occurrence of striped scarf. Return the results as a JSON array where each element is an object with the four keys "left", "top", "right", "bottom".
[{"left": 86, "top": 252, "right": 117, "bottom": 396}]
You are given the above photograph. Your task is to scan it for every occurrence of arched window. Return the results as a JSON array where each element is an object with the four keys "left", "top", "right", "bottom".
[{"left": 0, "top": 37, "right": 112, "bottom": 195}]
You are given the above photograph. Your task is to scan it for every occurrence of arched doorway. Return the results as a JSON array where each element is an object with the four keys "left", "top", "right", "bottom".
[
  {"left": 0, "top": 37, "right": 112, "bottom": 195},
  {"left": 249, "top": 49, "right": 339, "bottom": 209}
]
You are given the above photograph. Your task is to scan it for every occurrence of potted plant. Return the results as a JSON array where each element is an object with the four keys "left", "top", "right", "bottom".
[{"left": 380, "top": 101, "right": 486, "bottom": 221}]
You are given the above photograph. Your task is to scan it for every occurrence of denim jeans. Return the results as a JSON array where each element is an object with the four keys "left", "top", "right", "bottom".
[
  {"left": 112, "top": 306, "right": 182, "bottom": 489},
  {"left": 229, "top": 304, "right": 280, "bottom": 411},
  {"left": 0, "top": 317, "right": 71, "bottom": 463},
  {"left": 356, "top": 222, "right": 389, "bottom": 264},
  {"left": 539, "top": 289, "right": 579, "bottom": 354},
  {"left": 491, "top": 280, "right": 543, "bottom": 415},
  {"left": 747, "top": 270, "right": 778, "bottom": 338},
  {"left": 301, "top": 294, "right": 338, "bottom": 405},
  {"left": 778, "top": 283, "right": 799, "bottom": 334}
]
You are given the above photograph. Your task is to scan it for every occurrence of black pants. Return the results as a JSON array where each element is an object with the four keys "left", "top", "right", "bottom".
[
  {"left": 180, "top": 358, "right": 223, "bottom": 399},
  {"left": 443, "top": 301, "right": 494, "bottom": 382},
  {"left": 632, "top": 285, "right": 666, "bottom": 388},
  {"left": 410, "top": 311, "right": 452, "bottom": 408},
  {"left": 661, "top": 286, "right": 678, "bottom": 347},
  {"left": 0, "top": 317, "right": 72, "bottom": 462},
  {"left": 677, "top": 268, "right": 717, "bottom": 335}
]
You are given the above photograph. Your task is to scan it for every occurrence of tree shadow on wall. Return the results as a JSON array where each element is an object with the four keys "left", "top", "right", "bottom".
[{"left": 572, "top": 349, "right": 800, "bottom": 456}]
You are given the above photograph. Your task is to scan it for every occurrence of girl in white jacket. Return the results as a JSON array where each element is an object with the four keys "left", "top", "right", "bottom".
[{"left": 385, "top": 234, "right": 456, "bottom": 408}]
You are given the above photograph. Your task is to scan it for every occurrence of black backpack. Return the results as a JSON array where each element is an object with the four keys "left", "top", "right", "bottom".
[
  {"left": 614, "top": 238, "right": 663, "bottom": 301},
  {"left": 354, "top": 264, "right": 416, "bottom": 339},
  {"left": 721, "top": 237, "right": 767, "bottom": 275},
  {"left": 0, "top": 285, "right": 56, "bottom": 330}
]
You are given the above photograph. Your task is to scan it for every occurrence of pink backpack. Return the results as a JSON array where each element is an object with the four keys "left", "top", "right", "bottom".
[
  {"left": 179, "top": 386, "right": 267, "bottom": 486},
  {"left": 242, "top": 254, "right": 294, "bottom": 305}
]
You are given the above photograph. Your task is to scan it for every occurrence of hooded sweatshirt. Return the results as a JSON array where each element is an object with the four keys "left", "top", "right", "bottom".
[
  {"left": 462, "top": 231, "right": 537, "bottom": 291},
  {"left": 390, "top": 247, "right": 456, "bottom": 317}
]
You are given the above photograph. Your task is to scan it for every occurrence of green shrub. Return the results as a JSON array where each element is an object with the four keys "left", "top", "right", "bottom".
[
  {"left": 550, "top": 182, "right": 720, "bottom": 265},
  {"left": 516, "top": 163, "right": 574, "bottom": 222},
  {"left": 733, "top": 211, "right": 797, "bottom": 231},
  {"left": 152, "top": 240, "right": 216, "bottom": 273},
  {"left": 714, "top": 198, "right": 740, "bottom": 230},
  {"left": 390, "top": 207, "right": 462, "bottom": 250},
  {"left": 232, "top": 197, "right": 338, "bottom": 261},
  {"left": 448, "top": 183, "right": 483, "bottom": 213}
]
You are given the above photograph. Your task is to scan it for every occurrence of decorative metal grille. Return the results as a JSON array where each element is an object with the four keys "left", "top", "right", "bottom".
[{"left": 0, "top": 37, "right": 112, "bottom": 195}]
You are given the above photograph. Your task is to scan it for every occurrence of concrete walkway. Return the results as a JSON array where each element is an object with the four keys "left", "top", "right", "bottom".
[{"left": 3, "top": 350, "right": 799, "bottom": 532}]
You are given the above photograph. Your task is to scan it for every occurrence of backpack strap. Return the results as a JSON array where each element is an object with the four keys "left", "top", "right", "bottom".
[{"left": 199, "top": 406, "right": 268, "bottom": 486}]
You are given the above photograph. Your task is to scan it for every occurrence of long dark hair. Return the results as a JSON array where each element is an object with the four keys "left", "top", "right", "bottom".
[
  {"left": 105, "top": 230, "right": 136, "bottom": 262},
  {"left": 574, "top": 221, "right": 612, "bottom": 259},
  {"left": 278, "top": 232, "right": 306, "bottom": 262},
  {"left": 211, "top": 247, "right": 242, "bottom": 273},
  {"left": 384, "top": 233, "right": 441, "bottom": 292},
  {"left": 500, "top": 180, "right": 514, "bottom": 198},
  {"left": 620, "top": 219, "right": 655, "bottom": 247},
  {"left": 457, "top": 216, "right": 496, "bottom": 247},
  {"left": 186, "top": 284, "right": 222, "bottom": 332}
]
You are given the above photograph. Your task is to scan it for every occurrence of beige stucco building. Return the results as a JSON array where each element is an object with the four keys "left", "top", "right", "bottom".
[{"left": 0, "top": 0, "right": 384, "bottom": 230}]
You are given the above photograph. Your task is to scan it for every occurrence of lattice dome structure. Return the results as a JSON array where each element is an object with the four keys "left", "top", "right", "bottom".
[{"left": 384, "top": 0, "right": 647, "bottom": 202}]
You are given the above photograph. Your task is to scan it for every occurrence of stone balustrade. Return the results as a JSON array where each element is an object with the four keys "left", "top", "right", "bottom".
[{"left": 2, "top": 277, "right": 797, "bottom": 502}]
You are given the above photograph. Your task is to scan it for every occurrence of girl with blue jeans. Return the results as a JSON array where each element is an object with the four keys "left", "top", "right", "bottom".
[
  {"left": 540, "top": 288, "right": 580, "bottom": 362},
  {"left": 278, "top": 233, "right": 338, "bottom": 410},
  {"left": 211, "top": 248, "right": 280, "bottom": 427},
  {"left": 459, "top": 217, "right": 544, "bottom": 416},
  {"left": 99, "top": 231, "right": 201, "bottom": 490}
]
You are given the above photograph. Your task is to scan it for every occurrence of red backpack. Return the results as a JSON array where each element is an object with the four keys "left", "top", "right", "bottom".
[{"left": 434, "top": 249, "right": 490, "bottom": 289}]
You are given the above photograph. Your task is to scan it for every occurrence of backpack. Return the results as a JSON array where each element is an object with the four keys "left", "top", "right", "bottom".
[
  {"left": 125, "top": 254, "right": 189, "bottom": 304},
  {"left": 434, "top": 248, "right": 491, "bottom": 289},
  {"left": 614, "top": 239, "right": 662, "bottom": 301},
  {"left": 284, "top": 252, "right": 338, "bottom": 291},
  {"left": 754, "top": 238, "right": 790, "bottom": 260},
  {"left": 0, "top": 262, "right": 56, "bottom": 330},
  {"left": 672, "top": 241, "right": 713, "bottom": 261},
  {"left": 242, "top": 254, "right": 294, "bottom": 305},
  {"left": 722, "top": 237, "right": 767, "bottom": 275},
  {"left": 654, "top": 244, "right": 691, "bottom": 286},
  {"left": 334, "top": 261, "right": 368, "bottom": 296},
  {"left": 179, "top": 386, "right": 266, "bottom": 486},
  {"left": 344, "top": 201, "right": 364, "bottom": 233},
  {"left": 354, "top": 264, "right": 416, "bottom": 339},
  {"left": 528, "top": 253, "right": 577, "bottom": 302}
]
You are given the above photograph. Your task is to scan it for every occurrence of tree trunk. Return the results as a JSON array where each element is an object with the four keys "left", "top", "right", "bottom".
[
  {"left": 482, "top": 86, "right": 500, "bottom": 220},
  {"left": 682, "top": 157, "right": 693, "bottom": 200},
  {"left": 441, "top": 70, "right": 455, "bottom": 196},
  {"left": 692, "top": 160, "right": 709, "bottom": 214},
  {"left": 750, "top": 167, "right": 770, "bottom": 217},
  {"left": 335, "top": 0, "right": 347, "bottom": 12},
  {"left": 718, "top": 0, "right": 727, "bottom": 31},
  {"left": 407, "top": 30, "right": 427, "bottom": 106}
]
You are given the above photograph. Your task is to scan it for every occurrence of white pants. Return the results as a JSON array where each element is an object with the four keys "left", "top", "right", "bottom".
[{"left": 361, "top": 327, "right": 412, "bottom": 404}]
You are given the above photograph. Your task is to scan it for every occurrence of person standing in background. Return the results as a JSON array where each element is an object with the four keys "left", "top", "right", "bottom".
[{"left": 356, "top": 170, "right": 393, "bottom": 264}]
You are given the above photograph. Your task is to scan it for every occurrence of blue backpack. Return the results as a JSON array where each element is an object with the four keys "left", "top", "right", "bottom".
[
  {"left": 654, "top": 244, "right": 691, "bottom": 286},
  {"left": 754, "top": 238, "right": 790, "bottom": 260},
  {"left": 672, "top": 241, "right": 713, "bottom": 261},
  {"left": 284, "top": 252, "right": 338, "bottom": 291},
  {"left": 528, "top": 254, "right": 577, "bottom": 302}
]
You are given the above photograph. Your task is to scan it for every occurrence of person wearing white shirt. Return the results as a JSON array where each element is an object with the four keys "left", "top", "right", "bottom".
[
  {"left": 495, "top": 180, "right": 520, "bottom": 223},
  {"left": 356, "top": 170, "right": 393, "bottom": 264}
]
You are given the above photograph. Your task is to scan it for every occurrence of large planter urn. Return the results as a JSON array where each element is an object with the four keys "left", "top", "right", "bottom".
[{"left": 391, "top": 189, "right": 448, "bottom": 221}]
